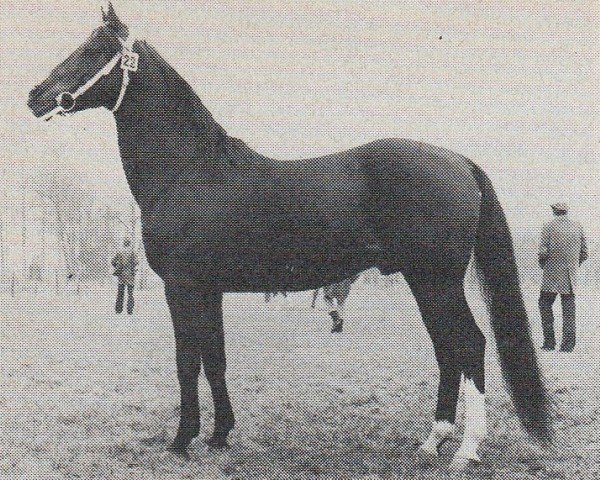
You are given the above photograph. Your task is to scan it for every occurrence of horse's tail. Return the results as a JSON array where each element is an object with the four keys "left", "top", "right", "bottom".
[{"left": 469, "top": 161, "right": 552, "bottom": 443}]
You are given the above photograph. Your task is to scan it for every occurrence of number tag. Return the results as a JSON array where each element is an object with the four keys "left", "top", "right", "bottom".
[{"left": 121, "top": 51, "right": 139, "bottom": 72}]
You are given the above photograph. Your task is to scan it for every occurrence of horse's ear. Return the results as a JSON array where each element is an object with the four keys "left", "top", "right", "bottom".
[
  {"left": 100, "top": 2, "right": 115, "bottom": 22},
  {"left": 101, "top": 2, "right": 129, "bottom": 39}
]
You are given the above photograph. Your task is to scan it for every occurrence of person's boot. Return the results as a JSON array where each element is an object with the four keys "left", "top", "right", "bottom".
[{"left": 330, "top": 311, "right": 344, "bottom": 333}]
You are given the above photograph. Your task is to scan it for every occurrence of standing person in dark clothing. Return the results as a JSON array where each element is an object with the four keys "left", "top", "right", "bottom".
[
  {"left": 321, "top": 274, "right": 359, "bottom": 333},
  {"left": 538, "top": 203, "right": 588, "bottom": 352},
  {"left": 112, "top": 239, "right": 139, "bottom": 315}
]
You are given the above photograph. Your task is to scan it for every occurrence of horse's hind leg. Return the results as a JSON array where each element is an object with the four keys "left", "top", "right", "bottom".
[
  {"left": 407, "top": 273, "right": 461, "bottom": 460},
  {"left": 406, "top": 271, "right": 486, "bottom": 469},
  {"left": 447, "top": 291, "right": 486, "bottom": 471}
]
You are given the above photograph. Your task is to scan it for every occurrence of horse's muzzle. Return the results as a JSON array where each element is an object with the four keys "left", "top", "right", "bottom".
[{"left": 27, "top": 87, "right": 54, "bottom": 118}]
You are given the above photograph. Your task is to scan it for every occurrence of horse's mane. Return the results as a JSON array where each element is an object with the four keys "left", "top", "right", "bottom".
[{"left": 137, "top": 40, "right": 228, "bottom": 162}]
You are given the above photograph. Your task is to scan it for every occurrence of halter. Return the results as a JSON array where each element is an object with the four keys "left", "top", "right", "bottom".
[{"left": 41, "top": 37, "right": 138, "bottom": 121}]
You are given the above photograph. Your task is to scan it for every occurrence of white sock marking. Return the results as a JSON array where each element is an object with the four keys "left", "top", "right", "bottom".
[
  {"left": 454, "top": 375, "right": 486, "bottom": 462},
  {"left": 420, "top": 420, "right": 455, "bottom": 455}
]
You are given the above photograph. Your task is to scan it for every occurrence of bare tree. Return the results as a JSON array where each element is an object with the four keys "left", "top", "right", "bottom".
[
  {"left": 116, "top": 200, "right": 140, "bottom": 243},
  {"left": 33, "top": 171, "right": 94, "bottom": 283}
]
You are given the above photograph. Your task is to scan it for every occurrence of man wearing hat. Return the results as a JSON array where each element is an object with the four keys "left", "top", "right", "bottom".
[
  {"left": 538, "top": 203, "right": 588, "bottom": 352},
  {"left": 111, "top": 238, "right": 139, "bottom": 315}
]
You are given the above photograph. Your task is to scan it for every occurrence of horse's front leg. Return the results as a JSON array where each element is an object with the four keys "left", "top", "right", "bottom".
[
  {"left": 201, "top": 292, "right": 235, "bottom": 449},
  {"left": 165, "top": 283, "right": 234, "bottom": 453}
]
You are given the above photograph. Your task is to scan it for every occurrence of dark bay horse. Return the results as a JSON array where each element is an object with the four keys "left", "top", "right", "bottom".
[{"left": 27, "top": 4, "right": 550, "bottom": 472}]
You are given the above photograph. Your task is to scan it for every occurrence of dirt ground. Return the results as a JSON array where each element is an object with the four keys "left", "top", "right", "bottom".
[{"left": 1, "top": 282, "right": 598, "bottom": 479}]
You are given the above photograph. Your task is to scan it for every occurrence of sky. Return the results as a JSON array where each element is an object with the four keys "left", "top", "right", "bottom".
[{"left": 0, "top": 1, "right": 598, "bottom": 236}]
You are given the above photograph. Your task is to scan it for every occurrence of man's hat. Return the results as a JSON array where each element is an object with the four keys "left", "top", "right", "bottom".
[{"left": 551, "top": 202, "right": 569, "bottom": 213}]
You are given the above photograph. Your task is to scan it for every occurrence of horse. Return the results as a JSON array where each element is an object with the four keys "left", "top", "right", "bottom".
[{"left": 27, "top": 3, "right": 550, "bottom": 472}]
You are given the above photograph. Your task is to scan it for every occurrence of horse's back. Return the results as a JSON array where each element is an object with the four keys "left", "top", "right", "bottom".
[{"left": 269, "top": 137, "right": 481, "bottom": 274}]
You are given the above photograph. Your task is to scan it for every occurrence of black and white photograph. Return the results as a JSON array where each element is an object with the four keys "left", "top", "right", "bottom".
[{"left": 1, "top": 1, "right": 598, "bottom": 478}]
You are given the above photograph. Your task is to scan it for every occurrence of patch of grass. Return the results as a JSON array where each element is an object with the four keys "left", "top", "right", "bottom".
[{"left": 1, "top": 288, "right": 598, "bottom": 479}]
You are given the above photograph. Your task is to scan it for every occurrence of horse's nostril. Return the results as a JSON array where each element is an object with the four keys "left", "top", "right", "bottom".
[{"left": 57, "top": 92, "right": 75, "bottom": 111}]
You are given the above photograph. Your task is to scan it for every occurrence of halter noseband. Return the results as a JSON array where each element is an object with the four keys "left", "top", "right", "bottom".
[{"left": 41, "top": 37, "right": 138, "bottom": 121}]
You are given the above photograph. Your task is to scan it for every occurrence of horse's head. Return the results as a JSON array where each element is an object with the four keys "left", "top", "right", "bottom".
[{"left": 28, "top": 3, "right": 133, "bottom": 120}]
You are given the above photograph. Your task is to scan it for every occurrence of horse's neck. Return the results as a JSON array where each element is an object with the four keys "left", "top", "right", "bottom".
[{"left": 113, "top": 43, "right": 225, "bottom": 212}]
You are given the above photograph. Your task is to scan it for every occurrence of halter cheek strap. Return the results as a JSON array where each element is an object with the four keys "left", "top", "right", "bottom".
[
  {"left": 112, "top": 38, "right": 138, "bottom": 112},
  {"left": 41, "top": 37, "right": 137, "bottom": 121}
]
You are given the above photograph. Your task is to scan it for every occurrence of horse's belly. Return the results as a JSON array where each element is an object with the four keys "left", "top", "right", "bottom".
[{"left": 149, "top": 233, "right": 376, "bottom": 292}]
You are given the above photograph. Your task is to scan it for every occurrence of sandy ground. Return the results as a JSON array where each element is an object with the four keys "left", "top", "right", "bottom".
[{"left": 0, "top": 282, "right": 598, "bottom": 479}]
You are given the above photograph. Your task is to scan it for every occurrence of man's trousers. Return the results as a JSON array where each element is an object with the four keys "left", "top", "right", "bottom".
[
  {"left": 116, "top": 284, "right": 135, "bottom": 315},
  {"left": 538, "top": 291, "right": 576, "bottom": 350}
]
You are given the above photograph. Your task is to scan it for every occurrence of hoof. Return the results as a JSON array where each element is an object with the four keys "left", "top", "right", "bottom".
[
  {"left": 448, "top": 456, "right": 480, "bottom": 473},
  {"left": 205, "top": 436, "right": 231, "bottom": 451},
  {"left": 415, "top": 447, "right": 438, "bottom": 468},
  {"left": 168, "top": 430, "right": 196, "bottom": 455},
  {"left": 167, "top": 443, "right": 190, "bottom": 459}
]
